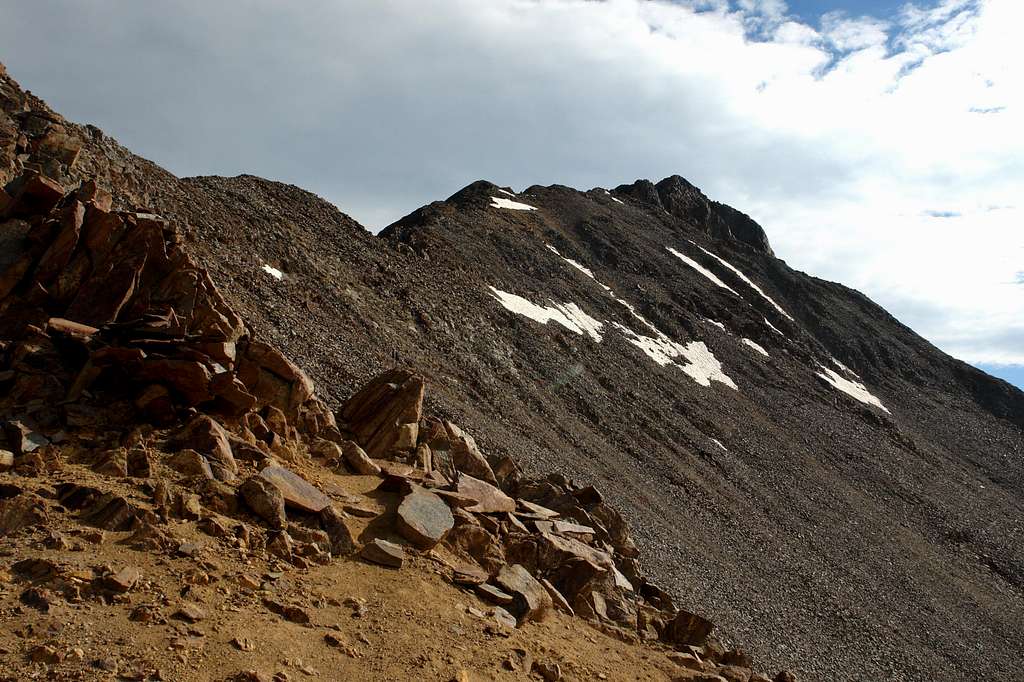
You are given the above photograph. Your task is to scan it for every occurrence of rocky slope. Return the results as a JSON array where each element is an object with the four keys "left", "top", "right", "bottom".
[{"left": 2, "top": 61, "right": 1023, "bottom": 681}]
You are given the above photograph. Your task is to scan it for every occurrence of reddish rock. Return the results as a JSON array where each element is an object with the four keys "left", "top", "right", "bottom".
[
  {"left": 258, "top": 465, "right": 330, "bottom": 513},
  {"left": 444, "top": 421, "right": 496, "bottom": 484},
  {"left": 341, "top": 440, "right": 381, "bottom": 476},
  {"left": 456, "top": 473, "right": 516, "bottom": 514},
  {"left": 495, "top": 564, "right": 552, "bottom": 625},
  {"left": 339, "top": 368, "right": 424, "bottom": 458},
  {"left": 664, "top": 609, "right": 715, "bottom": 648},
  {"left": 170, "top": 416, "right": 237, "bottom": 481},
  {"left": 239, "top": 475, "right": 287, "bottom": 529}
]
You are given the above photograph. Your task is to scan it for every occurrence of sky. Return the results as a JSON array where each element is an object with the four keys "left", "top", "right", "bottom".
[{"left": 0, "top": 0, "right": 1021, "bottom": 388}]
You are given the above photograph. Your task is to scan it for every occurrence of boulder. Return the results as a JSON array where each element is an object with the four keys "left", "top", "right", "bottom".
[
  {"left": 170, "top": 416, "right": 237, "bottom": 481},
  {"left": 664, "top": 609, "right": 715, "bottom": 648},
  {"left": 339, "top": 368, "right": 424, "bottom": 457},
  {"left": 239, "top": 475, "right": 287, "bottom": 529},
  {"left": 258, "top": 465, "right": 330, "bottom": 513},
  {"left": 395, "top": 487, "right": 454, "bottom": 549},
  {"left": 444, "top": 421, "right": 496, "bottom": 484},
  {"left": 341, "top": 440, "right": 381, "bottom": 476},
  {"left": 359, "top": 538, "right": 405, "bottom": 568},
  {"left": 166, "top": 449, "right": 214, "bottom": 479},
  {"left": 494, "top": 564, "right": 552, "bottom": 625},
  {"left": 456, "top": 473, "right": 516, "bottom": 513}
]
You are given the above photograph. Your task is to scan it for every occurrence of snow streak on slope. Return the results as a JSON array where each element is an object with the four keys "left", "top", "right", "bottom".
[
  {"left": 666, "top": 247, "right": 740, "bottom": 295},
  {"left": 741, "top": 338, "right": 770, "bottom": 357},
  {"left": 816, "top": 365, "right": 888, "bottom": 412},
  {"left": 490, "top": 196, "right": 537, "bottom": 211},
  {"left": 546, "top": 245, "right": 612, "bottom": 292},
  {"left": 262, "top": 264, "right": 283, "bottom": 280},
  {"left": 488, "top": 287, "right": 603, "bottom": 341},
  {"left": 691, "top": 242, "right": 794, "bottom": 321}
]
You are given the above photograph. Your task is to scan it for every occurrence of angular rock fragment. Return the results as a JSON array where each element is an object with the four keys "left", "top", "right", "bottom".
[
  {"left": 476, "top": 583, "right": 514, "bottom": 606},
  {"left": 339, "top": 368, "right": 424, "bottom": 457},
  {"left": 395, "top": 487, "right": 454, "bottom": 549},
  {"left": 664, "top": 608, "right": 715, "bottom": 648},
  {"left": 170, "top": 416, "right": 237, "bottom": 481},
  {"left": 359, "top": 538, "right": 405, "bottom": 568},
  {"left": 319, "top": 504, "right": 357, "bottom": 556},
  {"left": 445, "top": 421, "right": 496, "bottom": 484},
  {"left": 456, "top": 474, "right": 516, "bottom": 514},
  {"left": 258, "top": 465, "right": 330, "bottom": 513},
  {"left": 341, "top": 440, "right": 381, "bottom": 476},
  {"left": 239, "top": 475, "right": 287, "bottom": 529},
  {"left": 495, "top": 564, "right": 552, "bottom": 625}
]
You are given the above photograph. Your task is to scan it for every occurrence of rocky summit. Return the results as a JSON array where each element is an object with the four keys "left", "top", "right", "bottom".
[{"left": 0, "top": 60, "right": 1022, "bottom": 682}]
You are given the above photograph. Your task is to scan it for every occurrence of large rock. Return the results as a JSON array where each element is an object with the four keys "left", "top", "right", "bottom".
[
  {"left": 395, "top": 487, "right": 454, "bottom": 549},
  {"left": 456, "top": 473, "right": 516, "bottom": 513},
  {"left": 258, "top": 465, "right": 330, "bottom": 513},
  {"left": 319, "top": 505, "right": 357, "bottom": 556},
  {"left": 169, "top": 416, "right": 237, "bottom": 482},
  {"left": 339, "top": 368, "right": 424, "bottom": 458},
  {"left": 239, "top": 476, "right": 287, "bottom": 529},
  {"left": 664, "top": 609, "right": 715, "bottom": 648},
  {"left": 494, "top": 564, "right": 552, "bottom": 625},
  {"left": 341, "top": 440, "right": 381, "bottom": 476},
  {"left": 444, "top": 421, "right": 496, "bottom": 484}
]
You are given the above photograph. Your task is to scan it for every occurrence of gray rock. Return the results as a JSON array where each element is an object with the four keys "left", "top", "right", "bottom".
[
  {"left": 359, "top": 538, "right": 405, "bottom": 568},
  {"left": 395, "top": 487, "right": 454, "bottom": 549}
]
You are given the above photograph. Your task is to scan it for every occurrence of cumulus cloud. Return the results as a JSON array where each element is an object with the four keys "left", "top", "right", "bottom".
[{"left": 0, "top": 0, "right": 1020, "bottom": 367}]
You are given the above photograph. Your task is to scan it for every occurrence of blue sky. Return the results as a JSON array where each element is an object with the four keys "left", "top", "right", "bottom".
[
  {"left": 977, "top": 364, "right": 1024, "bottom": 390},
  {"left": 785, "top": 1, "right": 907, "bottom": 23}
]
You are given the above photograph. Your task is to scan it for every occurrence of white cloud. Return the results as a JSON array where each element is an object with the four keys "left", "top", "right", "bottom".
[{"left": 0, "top": 0, "right": 1020, "bottom": 365}]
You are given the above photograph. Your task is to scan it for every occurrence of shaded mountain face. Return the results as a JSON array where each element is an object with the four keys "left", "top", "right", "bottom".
[{"left": 2, "top": 62, "right": 1023, "bottom": 682}]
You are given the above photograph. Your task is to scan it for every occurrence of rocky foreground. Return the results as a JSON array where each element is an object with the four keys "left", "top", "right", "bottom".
[{"left": 0, "top": 173, "right": 799, "bottom": 681}]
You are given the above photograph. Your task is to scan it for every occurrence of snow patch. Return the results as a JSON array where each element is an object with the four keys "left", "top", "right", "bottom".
[
  {"left": 613, "top": 323, "right": 737, "bottom": 389},
  {"left": 764, "top": 317, "right": 785, "bottom": 336},
  {"left": 830, "top": 356, "right": 858, "bottom": 377},
  {"left": 490, "top": 196, "right": 537, "bottom": 211},
  {"left": 816, "top": 365, "right": 888, "bottom": 412},
  {"left": 488, "top": 287, "right": 603, "bottom": 342},
  {"left": 262, "top": 264, "right": 283, "bottom": 280},
  {"left": 666, "top": 247, "right": 740, "bottom": 295},
  {"left": 705, "top": 319, "right": 726, "bottom": 331},
  {"left": 690, "top": 242, "right": 794, "bottom": 321},
  {"left": 710, "top": 438, "right": 727, "bottom": 451},
  {"left": 545, "top": 245, "right": 612, "bottom": 291},
  {"left": 497, "top": 188, "right": 517, "bottom": 197},
  {"left": 741, "top": 338, "right": 770, "bottom": 357}
]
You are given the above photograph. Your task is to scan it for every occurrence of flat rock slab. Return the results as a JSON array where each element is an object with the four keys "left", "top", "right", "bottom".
[
  {"left": 517, "top": 500, "right": 560, "bottom": 519},
  {"left": 476, "top": 583, "right": 514, "bottom": 606},
  {"left": 452, "top": 565, "right": 489, "bottom": 586},
  {"left": 396, "top": 488, "right": 454, "bottom": 549},
  {"left": 258, "top": 465, "right": 330, "bottom": 513},
  {"left": 456, "top": 474, "right": 516, "bottom": 514},
  {"left": 359, "top": 538, "right": 405, "bottom": 568}
]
